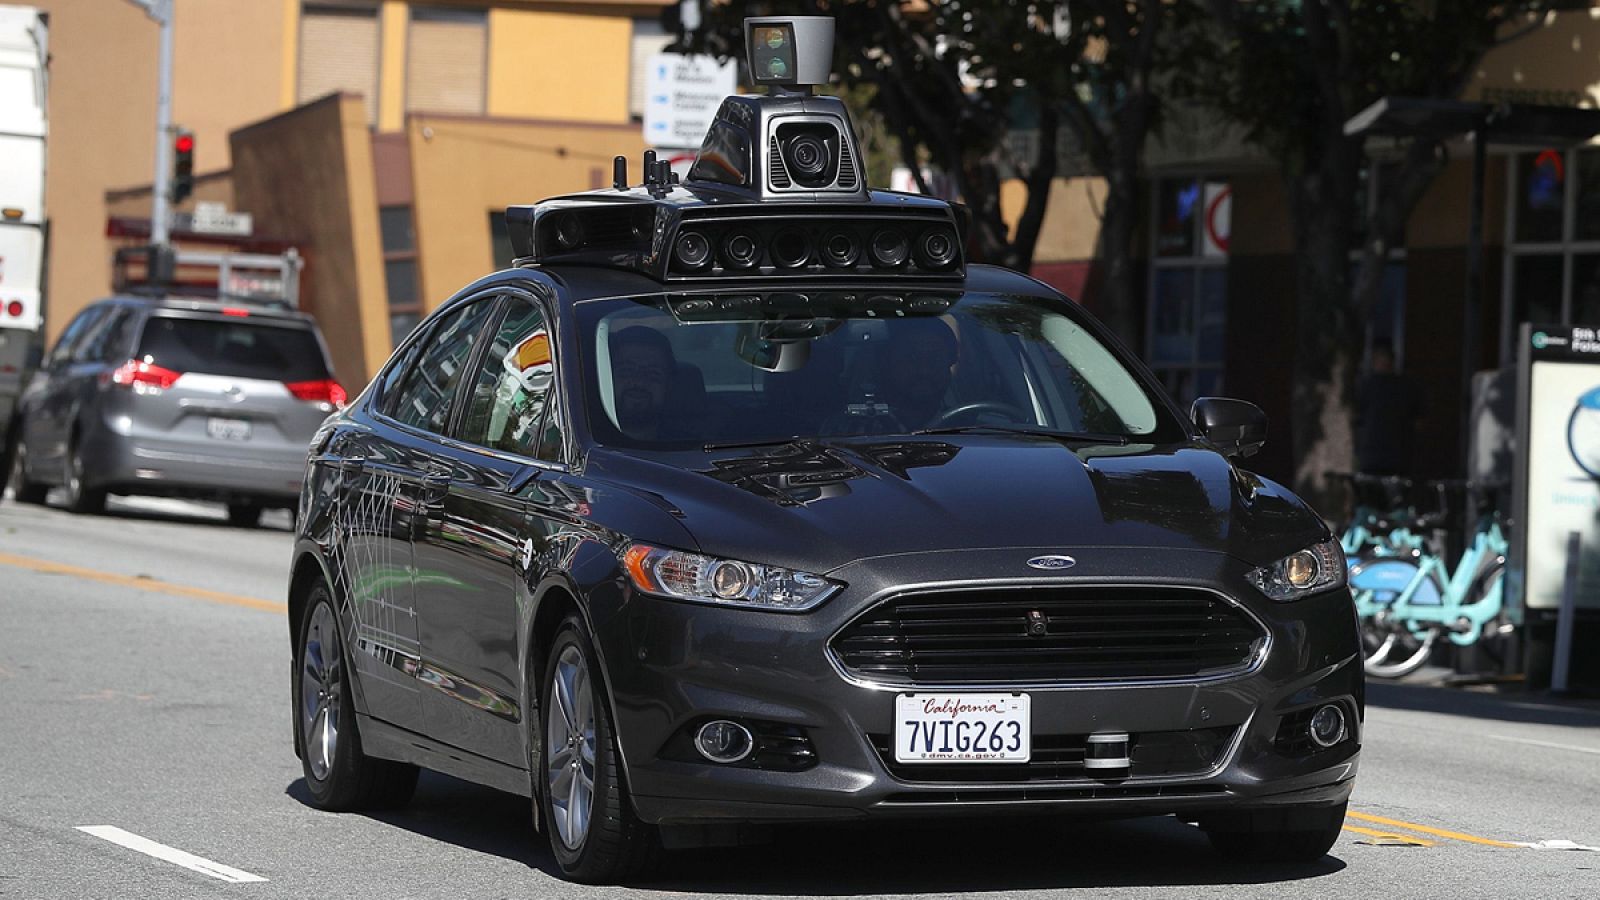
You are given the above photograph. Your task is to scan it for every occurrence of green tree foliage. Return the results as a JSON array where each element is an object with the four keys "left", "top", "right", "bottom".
[
  {"left": 1189, "top": 1, "right": 1566, "bottom": 494},
  {"left": 685, "top": 2, "right": 1179, "bottom": 343}
]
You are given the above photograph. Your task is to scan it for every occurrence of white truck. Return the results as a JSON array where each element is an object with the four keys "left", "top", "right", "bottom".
[{"left": 0, "top": 5, "right": 45, "bottom": 468}]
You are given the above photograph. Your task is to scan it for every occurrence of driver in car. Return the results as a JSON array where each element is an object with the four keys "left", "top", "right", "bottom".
[
  {"left": 610, "top": 326, "right": 676, "bottom": 441},
  {"left": 879, "top": 317, "right": 960, "bottom": 430}
]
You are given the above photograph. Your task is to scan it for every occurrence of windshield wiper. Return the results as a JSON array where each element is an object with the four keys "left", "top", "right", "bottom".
[
  {"left": 702, "top": 436, "right": 814, "bottom": 452},
  {"left": 910, "top": 425, "right": 1132, "bottom": 445}
]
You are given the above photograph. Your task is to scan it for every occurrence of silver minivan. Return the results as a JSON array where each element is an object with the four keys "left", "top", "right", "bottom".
[{"left": 5, "top": 295, "right": 343, "bottom": 525}]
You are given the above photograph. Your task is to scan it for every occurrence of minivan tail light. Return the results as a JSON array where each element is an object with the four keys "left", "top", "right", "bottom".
[
  {"left": 108, "top": 359, "right": 182, "bottom": 390},
  {"left": 285, "top": 379, "right": 347, "bottom": 407}
]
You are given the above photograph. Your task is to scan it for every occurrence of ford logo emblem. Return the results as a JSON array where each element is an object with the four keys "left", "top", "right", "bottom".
[{"left": 1027, "top": 555, "right": 1076, "bottom": 571}]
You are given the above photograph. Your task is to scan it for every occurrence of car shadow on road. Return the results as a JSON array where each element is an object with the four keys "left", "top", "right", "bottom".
[
  {"left": 286, "top": 772, "right": 562, "bottom": 877},
  {"left": 1367, "top": 681, "right": 1600, "bottom": 729},
  {"left": 288, "top": 776, "right": 1343, "bottom": 893}
]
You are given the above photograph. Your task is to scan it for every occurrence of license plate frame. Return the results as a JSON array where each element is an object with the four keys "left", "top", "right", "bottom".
[
  {"left": 893, "top": 692, "right": 1031, "bottom": 764},
  {"left": 206, "top": 417, "right": 252, "bottom": 441}
]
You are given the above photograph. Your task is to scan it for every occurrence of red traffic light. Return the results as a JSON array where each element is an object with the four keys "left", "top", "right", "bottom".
[{"left": 175, "top": 133, "right": 194, "bottom": 153}]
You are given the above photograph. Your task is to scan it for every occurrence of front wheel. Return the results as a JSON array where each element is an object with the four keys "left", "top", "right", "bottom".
[
  {"left": 540, "top": 616, "right": 659, "bottom": 884},
  {"left": 1202, "top": 800, "right": 1347, "bottom": 862},
  {"left": 293, "top": 582, "right": 418, "bottom": 810},
  {"left": 6, "top": 430, "right": 47, "bottom": 505}
]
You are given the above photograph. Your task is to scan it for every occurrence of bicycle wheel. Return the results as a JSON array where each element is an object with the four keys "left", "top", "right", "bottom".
[{"left": 1349, "top": 555, "right": 1444, "bottom": 678}]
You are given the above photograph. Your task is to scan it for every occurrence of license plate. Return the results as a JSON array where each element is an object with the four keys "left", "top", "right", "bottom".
[
  {"left": 894, "top": 693, "right": 1031, "bottom": 763},
  {"left": 206, "top": 417, "right": 251, "bottom": 441}
]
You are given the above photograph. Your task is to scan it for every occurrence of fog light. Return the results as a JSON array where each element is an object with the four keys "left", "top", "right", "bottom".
[
  {"left": 1308, "top": 704, "right": 1346, "bottom": 749},
  {"left": 695, "top": 720, "right": 754, "bottom": 764}
]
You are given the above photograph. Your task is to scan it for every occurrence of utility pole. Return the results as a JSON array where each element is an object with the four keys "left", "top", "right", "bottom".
[{"left": 126, "top": 0, "right": 175, "bottom": 254}]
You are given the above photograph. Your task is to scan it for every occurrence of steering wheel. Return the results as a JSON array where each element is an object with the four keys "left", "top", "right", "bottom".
[{"left": 927, "top": 400, "right": 1031, "bottom": 428}]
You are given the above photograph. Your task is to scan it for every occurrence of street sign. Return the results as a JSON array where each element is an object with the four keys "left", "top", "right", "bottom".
[
  {"left": 1510, "top": 322, "right": 1600, "bottom": 618},
  {"left": 174, "top": 201, "right": 252, "bottom": 237},
  {"left": 643, "top": 52, "right": 737, "bottom": 149}
]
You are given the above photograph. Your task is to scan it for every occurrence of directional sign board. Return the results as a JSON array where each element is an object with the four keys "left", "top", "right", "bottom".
[
  {"left": 173, "top": 201, "right": 252, "bottom": 237},
  {"left": 644, "top": 52, "right": 738, "bottom": 149}
]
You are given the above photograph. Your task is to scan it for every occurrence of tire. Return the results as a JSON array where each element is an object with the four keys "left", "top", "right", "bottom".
[
  {"left": 6, "top": 429, "right": 47, "bottom": 505},
  {"left": 227, "top": 503, "right": 263, "bottom": 528},
  {"left": 293, "top": 581, "right": 418, "bottom": 811},
  {"left": 540, "top": 615, "right": 659, "bottom": 884},
  {"left": 62, "top": 440, "right": 105, "bottom": 515},
  {"left": 1203, "top": 800, "right": 1347, "bottom": 863}
]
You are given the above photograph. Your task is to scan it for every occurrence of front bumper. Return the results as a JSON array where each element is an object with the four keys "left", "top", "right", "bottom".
[{"left": 591, "top": 547, "right": 1363, "bottom": 825}]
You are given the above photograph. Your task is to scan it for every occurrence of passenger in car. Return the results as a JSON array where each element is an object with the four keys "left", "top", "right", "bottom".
[{"left": 879, "top": 317, "right": 959, "bottom": 430}]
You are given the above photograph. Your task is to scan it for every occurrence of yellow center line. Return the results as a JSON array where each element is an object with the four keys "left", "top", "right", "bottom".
[
  {"left": 1341, "top": 825, "right": 1436, "bottom": 846},
  {"left": 0, "top": 551, "right": 284, "bottom": 614},
  {"left": 1347, "top": 811, "right": 1521, "bottom": 848}
]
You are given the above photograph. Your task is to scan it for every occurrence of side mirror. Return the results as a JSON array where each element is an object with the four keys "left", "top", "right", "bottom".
[{"left": 1191, "top": 397, "right": 1267, "bottom": 459}]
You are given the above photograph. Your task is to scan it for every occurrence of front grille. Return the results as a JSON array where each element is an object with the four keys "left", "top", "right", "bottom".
[
  {"left": 831, "top": 586, "right": 1266, "bottom": 685},
  {"left": 868, "top": 726, "right": 1235, "bottom": 784}
]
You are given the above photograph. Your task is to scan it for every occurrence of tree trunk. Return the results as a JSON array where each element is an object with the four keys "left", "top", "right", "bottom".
[
  {"left": 1096, "top": 166, "right": 1142, "bottom": 344},
  {"left": 1284, "top": 148, "right": 1362, "bottom": 509}
]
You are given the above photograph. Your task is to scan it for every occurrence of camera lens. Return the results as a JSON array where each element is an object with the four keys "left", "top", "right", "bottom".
[
  {"left": 915, "top": 227, "right": 959, "bottom": 270},
  {"left": 785, "top": 134, "right": 829, "bottom": 180},
  {"left": 721, "top": 231, "right": 760, "bottom": 269},
  {"left": 821, "top": 230, "right": 860, "bottom": 268},
  {"left": 673, "top": 230, "right": 712, "bottom": 271},
  {"left": 869, "top": 228, "right": 910, "bottom": 267},
  {"left": 770, "top": 228, "right": 811, "bottom": 268},
  {"left": 552, "top": 214, "right": 584, "bottom": 251}
]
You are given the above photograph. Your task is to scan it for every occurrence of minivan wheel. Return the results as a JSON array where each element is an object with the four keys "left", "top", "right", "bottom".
[
  {"left": 540, "top": 616, "right": 659, "bottom": 884},
  {"left": 1201, "top": 800, "right": 1347, "bottom": 862},
  {"left": 293, "top": 581, "right": 419, "bottom": 810},
  {"left": 227, "top": 503, "right": 263, "bottom": 528},
  {"left": 7, "top": 433, "right": 48, "bottom": 505},
  {"left": 62, "top": 442, "right": 105, "bottom": 515}
]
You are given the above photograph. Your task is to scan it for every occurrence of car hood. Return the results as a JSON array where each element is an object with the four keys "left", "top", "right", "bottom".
[{"left": 585, "top": 435, "right": 1328, "bottom": 575}]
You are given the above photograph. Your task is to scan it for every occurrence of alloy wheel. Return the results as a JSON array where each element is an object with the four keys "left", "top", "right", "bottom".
[
  {"left": 546, "top": 644, "right": 597, "bottom": 851},
  {"left": 301, "top": 603, "right": 343, "bottom": 781}
]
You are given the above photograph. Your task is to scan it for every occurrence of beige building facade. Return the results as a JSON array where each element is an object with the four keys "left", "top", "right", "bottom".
[{"left": 37, "top": 0, "right": 667, "bottom": 386}]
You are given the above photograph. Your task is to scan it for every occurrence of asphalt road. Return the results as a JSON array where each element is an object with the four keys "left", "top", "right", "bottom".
[{"left": 2, "top": 491, "right": 1598, "bottom": 899}]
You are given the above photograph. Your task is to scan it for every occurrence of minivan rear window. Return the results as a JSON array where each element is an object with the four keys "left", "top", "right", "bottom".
[{"left": 137, "top": 316, "right": 331, "bottom": 382}]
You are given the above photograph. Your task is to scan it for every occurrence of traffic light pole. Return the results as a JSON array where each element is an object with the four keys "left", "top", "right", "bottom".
[{"left": 124, "top": 0, "right": 174, "bottom": 285}]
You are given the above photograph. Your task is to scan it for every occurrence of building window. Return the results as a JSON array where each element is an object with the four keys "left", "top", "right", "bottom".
[
  {"left": 1504, "top": 148, "right": 1600, "bottom": 333},
  {"left": 406, "top": 6, "right": 487, "bottom": 116},
  {"left": 298, "top": 2, "right": 380, "bottom": 127},
  {"left": 1147, "top": 176, "right": 1230, "bottom": 404},
  {"left": 381, "top": 205, "right": 421, "bottom": 348}
]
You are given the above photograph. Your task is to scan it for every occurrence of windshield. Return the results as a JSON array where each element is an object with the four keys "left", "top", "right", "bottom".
[{"left": 577, "top": 291, "right": 1182, "bottom": 450}]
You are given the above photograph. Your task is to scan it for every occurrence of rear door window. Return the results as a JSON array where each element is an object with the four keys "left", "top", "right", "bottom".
[
  {"left": 383, "top": 298, "right": 498, "bottom": 435},
  {"left": 136, "top": 316, "right": 331, "bottom": 382}
]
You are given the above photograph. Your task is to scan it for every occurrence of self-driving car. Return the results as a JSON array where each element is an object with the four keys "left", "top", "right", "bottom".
[{"left": 286, "top": 16, "right": 1360, "bottom": 885}]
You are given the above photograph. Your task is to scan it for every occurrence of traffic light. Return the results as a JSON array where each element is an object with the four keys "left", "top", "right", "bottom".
[{"left": 171, "top": 130, "right": 194, "bottom": 205}]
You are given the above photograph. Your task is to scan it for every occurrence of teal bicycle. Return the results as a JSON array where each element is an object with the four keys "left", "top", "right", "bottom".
[
  {"left": 1331, "top": 473, "right": 1427, "bottom": 559},
  {"left": 1344, "top": 480, "right": 1510, "bottom": 679}
]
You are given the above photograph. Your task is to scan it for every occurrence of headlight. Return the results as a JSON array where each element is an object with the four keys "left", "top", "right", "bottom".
[
  {"left": 620, "top": 543, "right": 840, "bottom": 611},
  {"left": 1247, "top": 538, "right": 1344, "bottom": 601}
]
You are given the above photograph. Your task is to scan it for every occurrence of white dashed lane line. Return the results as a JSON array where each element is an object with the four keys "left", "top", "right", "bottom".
[
  {"left": 75, "top": 826, "right": 268, "bottom": 884},
  {"left": 1487, "top": 734, "right": 1600, "bottom": 756}
]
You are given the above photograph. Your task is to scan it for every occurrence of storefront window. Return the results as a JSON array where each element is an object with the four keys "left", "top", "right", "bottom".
[
  {"left": 1505, "top": 147, "right": 1600, "bottom": 338},
  {"left": 1148, "top": 176, "right": 1229, "bottom": 404}
]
